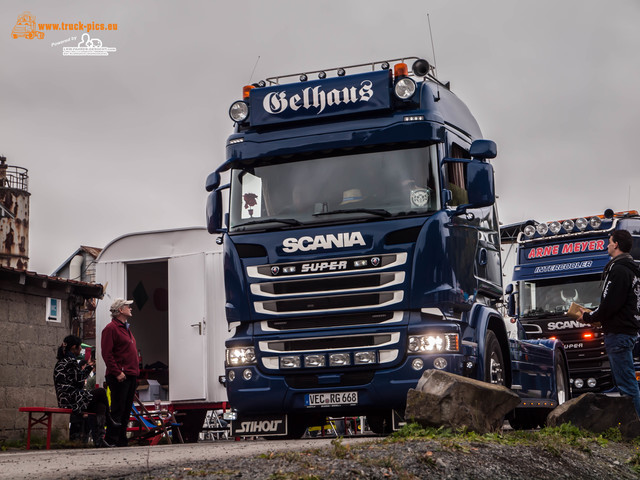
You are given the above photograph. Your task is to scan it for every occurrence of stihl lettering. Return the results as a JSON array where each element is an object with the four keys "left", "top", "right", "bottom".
[{"left": 235, "top": 420, "right": 283, "bottom": 434}]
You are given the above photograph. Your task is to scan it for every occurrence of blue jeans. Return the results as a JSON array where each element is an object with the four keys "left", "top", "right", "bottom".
[{"left": 604, "top": 333, "right": 640, "bottom": 418}]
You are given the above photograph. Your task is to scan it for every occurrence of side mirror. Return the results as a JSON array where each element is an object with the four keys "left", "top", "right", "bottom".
[
  {"left": 206, "top": 190, "right": 225, "bottom": 233},
  {"left": 205, "top": 171, "right": 221, "bottom": 192},
  {"left": 470, "top": 139, "right": 497, "bottom": 159},
  {"left": 465, "top": 161, "right": 495, "bottom": 208}
]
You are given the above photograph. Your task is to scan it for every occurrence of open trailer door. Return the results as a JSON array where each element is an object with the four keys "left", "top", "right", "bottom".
[{"left": 168, "top": 253, "right": 207, "bottom": 401}]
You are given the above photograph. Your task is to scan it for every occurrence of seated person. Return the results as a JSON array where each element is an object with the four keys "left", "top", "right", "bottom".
[{"left": 54, "top": 335, "right": 118, "bottom": 447}]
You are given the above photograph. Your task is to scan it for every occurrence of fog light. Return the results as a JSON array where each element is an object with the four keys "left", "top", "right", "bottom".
[
  {"left": 433, "top": 357, "right": 447, "bottom": 370},
  {"left": 280, "top": 356, "right": 301, "bottom": 369},
  {"left": 354, "top": 259, "right": 368, "bottom": 267},
  {"left": 282, "top": 266, "right": 296, "bottom": 274},
  {"left": 354, "top": 351, "right": 377, "bottom": 365},
  {"left": 242, "top": 368, "right": 253, "bottom": 381},
  {"left": 329, "top": 353, "right": 351, "bottom": 366},
  {"left": 228, "top": 370, "right": 235, "bottom": 382},
  {"left": 411, "top": 358, "right": 424, "bottom": 371},
  {"left": 574, "top": 378, "right": 584, "bottom": 389},
  {"left": 304, "top": 354, "right": 326, "bottom": 367},
  {"left": 587, "top": 378, "right": 597, "bottom": 388}
]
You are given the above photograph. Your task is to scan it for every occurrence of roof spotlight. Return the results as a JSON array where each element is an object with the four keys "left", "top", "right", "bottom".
[
  {"left": 257, "top": 80, "right": 266, "bottom": 88},
  {"left": 548, "top": 221, "right": 562, "bottom": 234},
  {"left": 589, "top": 216, "right": 602, "bottom": 229},
  {"left": 523, "top": 225, "right": 536, "bottom": 237},
  {"left": 562, "top": 219, "right": 575, "bottom": 232},
  {"left": 318, "top": 71, "right": 326, "bottom": 79},
  {"left": 536, "top": 223, "right": 549, "bottom": 236},
  {"left": 299, "top": 74, "right": 308, "bottom": 82},
  {"left": 575, "top": 218, "right": 588, "bottom": 231},
  {"left": 604, "top": 208, "right": 614, "bottom": 219},
  {"left": 381, "top": 62, "right": 390, "bottom": 70},
  {"left": 412, "top": 58, "right": 431, "bottom": 77},
  {"left": 337, "top": 68, "right": 346, "bottom": 77}
]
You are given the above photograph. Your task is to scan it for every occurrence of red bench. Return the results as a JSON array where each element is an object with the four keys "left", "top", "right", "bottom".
[{"left": 18, "top": 407, "right": 72, "bottom": 449}]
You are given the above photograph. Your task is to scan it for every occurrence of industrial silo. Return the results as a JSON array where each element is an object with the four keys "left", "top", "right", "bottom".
[{"left": 0, "top": 156, "right": 30, "bottom": 270}]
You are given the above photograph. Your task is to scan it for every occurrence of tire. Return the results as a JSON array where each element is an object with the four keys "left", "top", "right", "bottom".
[
  {"left": 484, "top": 330, "right": 505, "bottom": 385},
  {"left": 555, "top": 352, "right": 570, "bottom": 406},
  {"left": 265, "top": 415, "right": 307, "bottom": 440}
]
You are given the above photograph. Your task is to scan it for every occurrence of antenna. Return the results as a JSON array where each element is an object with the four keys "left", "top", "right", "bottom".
[
  {"left": 427, "top": 14, "right": 440, "bottom": 101},
  {"left": 248, "top": 56, "right": 261, "bottom": 85}
]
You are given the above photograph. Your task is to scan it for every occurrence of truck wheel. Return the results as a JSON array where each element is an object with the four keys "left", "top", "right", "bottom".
[
  {"left": 555, "top": 352, "right": 570, "bottom": 406},
  {"left": 367, "top": 413, "right": 391, "bottom": 435},
  {"left": 484, "top": 330, "right": 504, "bottom": 385}
]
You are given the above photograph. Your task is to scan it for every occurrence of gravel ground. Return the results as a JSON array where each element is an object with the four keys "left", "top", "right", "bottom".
[{"left": 100, "top": 434, "right": 640, "bottom": 480}]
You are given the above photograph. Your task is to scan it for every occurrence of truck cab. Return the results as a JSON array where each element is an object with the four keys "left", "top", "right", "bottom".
[{"left": 207, "top": 57, "right": 568, "bottom": 436}]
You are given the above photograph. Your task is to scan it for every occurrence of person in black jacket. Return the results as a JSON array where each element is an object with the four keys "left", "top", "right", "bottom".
[
  {"left": 54, "top": 335, "right": 118, "bottom": 447},
  {"left": 578, "top": 229, "right": 640, "bottom": 416}
]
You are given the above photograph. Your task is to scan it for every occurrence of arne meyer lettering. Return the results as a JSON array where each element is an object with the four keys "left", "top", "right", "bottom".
[{"left": 527, "top": 240, "right": 605, "bottom": 259}]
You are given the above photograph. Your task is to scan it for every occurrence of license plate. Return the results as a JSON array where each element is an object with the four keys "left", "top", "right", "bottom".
[{"left": 305, "top": 391, "right": 358, "bottom": 407}]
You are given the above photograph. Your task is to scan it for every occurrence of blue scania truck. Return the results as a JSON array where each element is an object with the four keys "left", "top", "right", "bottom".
[
  {"left": 506, "top": 210, "right": 640, "bottom": 395},
  {"left": 206, "top": 57, "right": 569, "bottom": 436}
]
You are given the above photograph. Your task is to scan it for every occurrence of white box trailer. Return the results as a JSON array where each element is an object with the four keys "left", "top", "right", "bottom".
[{"left": 95, "top": 227, "right": 228, "bottom": 441}]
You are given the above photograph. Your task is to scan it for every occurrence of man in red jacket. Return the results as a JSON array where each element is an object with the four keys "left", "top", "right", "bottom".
[{"left": 102, "top": 298, "right": 139, "bottom": 446}]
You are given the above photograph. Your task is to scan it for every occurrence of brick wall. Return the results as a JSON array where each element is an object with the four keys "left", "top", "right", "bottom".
[{"left": 0, "top": 290, "right": 70, "bottom": 441}]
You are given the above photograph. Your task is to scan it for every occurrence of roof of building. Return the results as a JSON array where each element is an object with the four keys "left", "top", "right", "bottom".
[{"left": 0, "top": 264, "right": 103, "bottom": 298}]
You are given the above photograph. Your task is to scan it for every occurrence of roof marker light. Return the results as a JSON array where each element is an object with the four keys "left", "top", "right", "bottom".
[
  {"left": 337, "top": 68, "right": 346, "bottom": 77},
  {"left": 381, "top": 62, "right": 390, "bottom": 70},
  {"left": 299, "top": 74, "right": 308, "bottom": 82},
  {"left": 318, "top": 71, "right": 326, "bottom": 79}
]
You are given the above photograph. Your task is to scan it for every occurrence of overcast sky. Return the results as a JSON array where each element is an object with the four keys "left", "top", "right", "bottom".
[{"left": 1, "top": 0, "right": 639, "bottom": 274}]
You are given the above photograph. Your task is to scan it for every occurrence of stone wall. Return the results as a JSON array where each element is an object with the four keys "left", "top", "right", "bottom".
[{"left": 0, "top": 290, "right": 70, "bottom": 441}]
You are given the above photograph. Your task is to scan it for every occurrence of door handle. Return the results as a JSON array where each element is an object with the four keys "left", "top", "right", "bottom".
[{"left": 190, "top": 322, "right": 202, "bottom": 335}]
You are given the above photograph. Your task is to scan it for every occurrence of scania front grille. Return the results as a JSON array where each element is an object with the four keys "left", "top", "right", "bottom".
[{"left": 255, "top": 291, "right": 403, "bottom": 315}]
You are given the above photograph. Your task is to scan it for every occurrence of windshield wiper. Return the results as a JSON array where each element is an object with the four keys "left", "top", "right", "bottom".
[
  {"left": 313, "top": 208, "right": 391, "bottom": 218},
  {"left": 235, "top": 218, "right": 304, "bottom": 227}
]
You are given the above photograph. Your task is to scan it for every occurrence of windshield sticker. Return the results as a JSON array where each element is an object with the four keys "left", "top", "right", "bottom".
[{"left": 241, "top": 173, "right": 262, "bottom": 219}]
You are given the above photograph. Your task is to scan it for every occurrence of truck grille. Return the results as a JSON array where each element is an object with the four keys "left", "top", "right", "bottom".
[
  {"left": 262, "top": 311, "right": 401, "bottom": 332},
  {"left": 249, "top": 253, "right": 407, "bottom": 315},
  {"left": 259, "top": 332, "right": 400, "bottom": 353}
]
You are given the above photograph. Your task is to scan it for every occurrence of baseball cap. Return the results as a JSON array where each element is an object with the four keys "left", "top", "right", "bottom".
[{"left": 110, "top": 298, "right": 133, "bottom": 314}]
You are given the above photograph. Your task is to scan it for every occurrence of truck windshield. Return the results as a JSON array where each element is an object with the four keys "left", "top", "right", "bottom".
[
  {"left": 519, "top": 276, "right": 601, "bottom": 318},
  {"left": 229, "top": 145, "right": 440, "bottom": 231}
]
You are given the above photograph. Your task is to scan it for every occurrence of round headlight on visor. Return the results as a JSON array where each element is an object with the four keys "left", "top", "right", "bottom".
[
  {"left": 394, "top": 78, "right": 416, "bottom": 99},
  {"left": 562, "top": 219, "right": 575, "bottom": 232},
  {"left": 536, "top": 223, "right": 549, "bottom": 236},
  {"left": 229, "top": 101, "right": 249, "bottom": 122},
  {"left": 523, "top": 224, "right": 536, "bottom": 238},
  {"left": 548, "top": 221, "right": 562, "bottom": 234},
  {"left": 575, "top": 217, "right": 588, "bottom": 231},
  {"left": 589, "top": 216, "right": 602, "bottom": 229}
]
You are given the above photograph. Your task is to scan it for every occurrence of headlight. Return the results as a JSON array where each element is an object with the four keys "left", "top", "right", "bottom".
[
  {"left": 229, "top": 101, "right": 249, "bottom": 122},
  {"left": 408, "top": 333, "right": 459, "bottom": 353},
  {"left": 226, "top": 347, "right": 256, "bottom": 366},
  {"left": 394, "top": 78, "right": 416, "bottom": 99}
]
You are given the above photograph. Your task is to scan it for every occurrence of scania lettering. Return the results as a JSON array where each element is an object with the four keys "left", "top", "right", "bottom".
[
  {"left": 506, "top": 210, "right": 640, "bottom": 394},
  {"left": 207, "top": 57, "right": 569, "bottom": 436}
]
